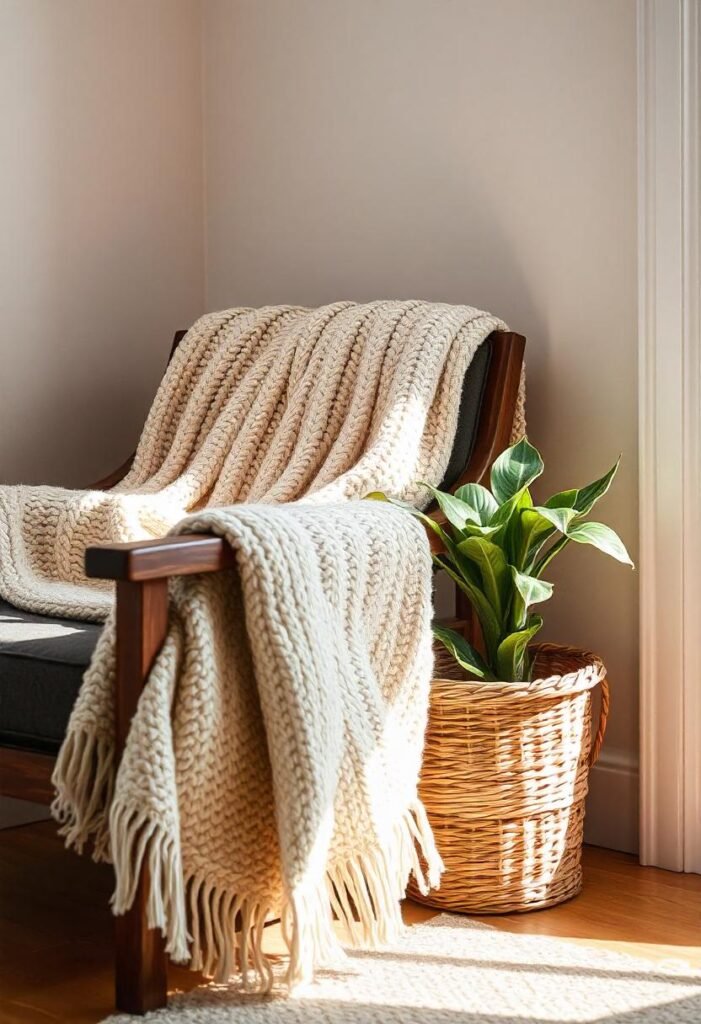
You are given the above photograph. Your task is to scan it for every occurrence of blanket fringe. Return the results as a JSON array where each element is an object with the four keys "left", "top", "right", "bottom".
[
  {"left": 110, "top": 801, "right": 191, "bottom": 965},
  {"left": 185, "top": 875, "right": 275, "bottom": 992},
  {"left": 51, "top": 727, "right": 114, "bottom": 862},
  {"left": 286, "top": 801, "right": 443, "bottom": 990},
  {"left": 56, "top": 784, "right": 442, "bottom": 995},
  {"left": 110, "top": 799, "right": 277, "bottom": 990},
  {"left": 52, "top": 730, "right": 443, "bottom": 995}
]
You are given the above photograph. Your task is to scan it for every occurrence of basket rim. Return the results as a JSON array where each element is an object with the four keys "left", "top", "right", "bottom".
[{"left": 431, "top": 641, "right": 607, "bottom": 702}]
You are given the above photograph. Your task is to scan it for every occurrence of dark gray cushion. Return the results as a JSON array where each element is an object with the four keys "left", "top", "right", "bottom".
[
  {"left": 438, "top": 335, "right": 492, "bottom": 491},
  {"left": 0, "top": 599, "right": 102, "bottom": 752}
]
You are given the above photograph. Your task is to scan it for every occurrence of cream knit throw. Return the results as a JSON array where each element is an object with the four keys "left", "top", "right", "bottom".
[{"left": 0, "top": 301, "right": 522, "bottom": 991}]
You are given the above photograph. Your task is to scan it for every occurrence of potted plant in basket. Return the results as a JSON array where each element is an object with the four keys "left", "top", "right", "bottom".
[{"left": 369, "top": 437, "right": 633, "bottom": 914}]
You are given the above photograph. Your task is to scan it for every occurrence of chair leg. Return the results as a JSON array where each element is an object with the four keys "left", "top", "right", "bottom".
[
  {"left": 115, "top": 887, "right": 168, "bottom": 1014},
  {"left": 114, "top": 579, "right": 170, "bottom": 1013}
]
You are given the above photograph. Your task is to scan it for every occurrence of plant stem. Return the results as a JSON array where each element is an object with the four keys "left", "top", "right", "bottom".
[{"left": 532, "top": 535, "right": 570, "bottom": 577}]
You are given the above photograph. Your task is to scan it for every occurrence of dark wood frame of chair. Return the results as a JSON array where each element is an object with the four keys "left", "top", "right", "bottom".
[{"left": 0, "top": 329, "right": 525, "bottom": 1015}]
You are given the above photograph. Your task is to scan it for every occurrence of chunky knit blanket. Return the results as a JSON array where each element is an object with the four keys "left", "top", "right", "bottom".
[{"left": 0, "top": 301, "right": 520, "bottom": 991}]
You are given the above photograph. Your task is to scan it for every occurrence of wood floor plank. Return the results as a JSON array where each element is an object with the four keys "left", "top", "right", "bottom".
[{"left": 0, "top": 821, "right": 699, "bottom": 1022}]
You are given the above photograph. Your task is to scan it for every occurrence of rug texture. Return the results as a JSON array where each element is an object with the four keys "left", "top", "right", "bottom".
[
  {"left": 0, "top": 301, "right": 523, "bottom": 993},
  {"left": 102, "top": 914, "right": 701, "bottom": 1023}
]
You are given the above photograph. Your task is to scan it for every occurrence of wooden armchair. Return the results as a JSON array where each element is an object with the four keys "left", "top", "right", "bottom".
[{"left": 0, "top": 327, "right": 524, "bottom": 1015}]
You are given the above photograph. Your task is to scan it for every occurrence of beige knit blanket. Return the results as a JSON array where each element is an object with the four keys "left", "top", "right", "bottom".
[{"left": 0, "top": 301, "right": 517, "bottom": 991}]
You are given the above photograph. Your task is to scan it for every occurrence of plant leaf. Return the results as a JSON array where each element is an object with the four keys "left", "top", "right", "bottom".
[
  {"left": 545, "top": 458, "right": 620, "bottom": 518},
  {"left": 496, "top": 615, "right": 544, "bottom": 682},
  {"left": 456, "top": 536, "right": 511, "bottom": 619},
  {"left": 544, "top": 488, "right": 578, "bottom": 510},
  {"left": 530, "top": 505, "right": 578, "bottom": 533},
  {"left": 453, "top": 483, "right": 499, "bottom": 525},
  {"left": 490, "top": 437, "right": 544, "bottom": 505},
  {"left": 566, "top": 521, "right": 634, "bottom": 566},
  {"left": 432, "top": 624, "right": 495, "bottom": 680},
  {"left": 518, "top": 505, "right": 578, "bottom": 572},
  {"left": 572, "top": 458, "right": 621, "bottom": 516},
  {"left": 418, "top": 483, "right": 482, "bottom": 531},
  {"left": 498, "top": 487, "right": 533, "bottom": 564},
  {"left": 510, "top": 567, "right": 554, "bottom": 629},
  {"left": 433, "top": 553, "right": 501, "bottom": 659},
  {"left": 487, "top": 490, "right": 527, "bottom": 548},
  {"left": 461, "top": 522, "right": 502, "bottom": 539},
  {"left": 518, "top": 508, "right": 557, "bottom": 570}
]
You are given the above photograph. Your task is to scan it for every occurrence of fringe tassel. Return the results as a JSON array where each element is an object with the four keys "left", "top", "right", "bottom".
[
  {"left": 286, "top": 880, "right": 344, "bottom": 991},
  {"left": 180, "top": 877, "right": 276, "bottom": 992},
  {"left": 109, "top": 800, "right": 191, "bottom": 964},
  {"left": 285, "top": 800, "right": 444, "bottom": 991},
  {"left": 50, "top": 727, "right": 114, "bottom": 861}
]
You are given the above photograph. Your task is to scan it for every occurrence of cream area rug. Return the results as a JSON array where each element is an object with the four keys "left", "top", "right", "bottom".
[{"left": 103, "top": 914, "right": 701, "bottom": 1023}]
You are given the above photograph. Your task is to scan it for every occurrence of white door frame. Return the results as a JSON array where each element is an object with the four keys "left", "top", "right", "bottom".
[{"left": 638, "top": 0, "right": 701, "bottom": 871}]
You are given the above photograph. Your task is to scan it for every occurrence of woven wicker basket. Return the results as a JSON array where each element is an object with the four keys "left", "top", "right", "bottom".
[{"left": 409, "top": 641, "right": 608, "bottom": 914}]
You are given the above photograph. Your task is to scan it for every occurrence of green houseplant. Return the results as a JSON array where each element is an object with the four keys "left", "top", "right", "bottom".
[{"left": 370, "top": 436, "right": 633, "bottom": 683}]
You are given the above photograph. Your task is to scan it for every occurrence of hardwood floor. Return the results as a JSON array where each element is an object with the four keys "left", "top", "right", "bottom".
[{"left": 1, "top": 821, "right": 699, "bottom": 1023}]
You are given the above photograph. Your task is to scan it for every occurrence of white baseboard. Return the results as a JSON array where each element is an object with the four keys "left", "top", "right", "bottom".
[{"left": 585, "top": 752, "right": 639, "bottom": 855}]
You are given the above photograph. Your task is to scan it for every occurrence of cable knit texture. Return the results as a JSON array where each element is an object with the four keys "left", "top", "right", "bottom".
[{"left": 0, "top": 301, "right": 523, "bottom": 992}]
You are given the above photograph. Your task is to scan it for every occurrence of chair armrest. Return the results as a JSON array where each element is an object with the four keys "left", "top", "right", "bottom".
[
  {"left": 85, "top": 534, "right": 235, "bottom": 582},
  {"left": 87, "top": 519, "right": 445, "bottom": 581}
]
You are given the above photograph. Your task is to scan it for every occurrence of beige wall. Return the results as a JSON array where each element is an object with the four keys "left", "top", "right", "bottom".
[
  {"left": 203, "top": 0, "right": 639, "bottom": 849},
  {"left": 0, "top": 0, "right": 204, "bottom": 487}
]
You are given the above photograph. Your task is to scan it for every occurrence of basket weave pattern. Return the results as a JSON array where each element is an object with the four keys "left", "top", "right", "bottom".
[{"left": 410, "top": 642, "right": 608, "bottom": 914}]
